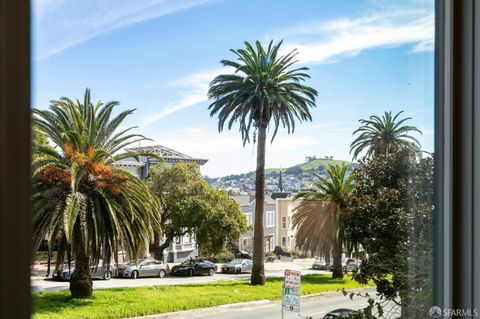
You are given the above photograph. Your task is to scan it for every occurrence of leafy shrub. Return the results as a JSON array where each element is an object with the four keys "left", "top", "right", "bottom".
[{"left": 207, "top": 249, "right": 235, "bottom": 263}]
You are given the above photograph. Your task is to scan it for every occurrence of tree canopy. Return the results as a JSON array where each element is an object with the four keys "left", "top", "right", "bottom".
[
  {"left": 344, "top": 149, "right": 434, "bottom": 317},
  {"left": 147, "top": 162, "right": 248, "bottom": 256},
  {"left": 293, "top": 163, "right": 355, "bottom": 278},
  {"left": 208, "top": 40, "right": 317, "bottom": 285},
  {"left": 32, "top": 89, "right": 161, "bottom": 298},
  {"left": 350, "top": 111, "right": 422, "bottom": 160}
]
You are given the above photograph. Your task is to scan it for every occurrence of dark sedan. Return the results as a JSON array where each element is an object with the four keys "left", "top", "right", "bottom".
[
  {"left": 171, "top": 258, "right": 217, "bottom": 276},
  {"left": 319, "top": 308, "right": 376, "bottom": 319},
  {"left": 322, "top": 309, "right": 362, "bottom": 319}
]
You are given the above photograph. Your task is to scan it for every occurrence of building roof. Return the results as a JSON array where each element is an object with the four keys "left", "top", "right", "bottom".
[
  {"left": 230, "top": 195, "right": 276, "bottom": 206},
  {"left": 271, "top": 192, "right": 292, "bottom": 200},
  {"left": 124, "top": 145, "right": 208, "bottom": 166},
  {"left": 230, "top": 195, "right": 254, "bottom": 206}
]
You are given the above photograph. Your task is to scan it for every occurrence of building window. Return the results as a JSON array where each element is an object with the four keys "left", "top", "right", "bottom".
[
  {"left": 183, "top": 233, "right": 191, "bottom": 243},
  {"left": 282, "top": 216, "right": 287, "bottom": 229},
  {"left": 175, "top": 237, "right": 181, "bottom": 244},
  {"left": 245, "top": 213, "right": 252, "bottom": 226},
  {"left": 266, "top": 211, "right": 275, "bottom": 227},
  {"left": 281, "top": 236, "right": 286, "bottom": 247}
]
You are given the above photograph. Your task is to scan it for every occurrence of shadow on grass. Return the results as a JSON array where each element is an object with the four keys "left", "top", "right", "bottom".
[{"left": 33, "top": 292, "right": 95, "bottom": 314}]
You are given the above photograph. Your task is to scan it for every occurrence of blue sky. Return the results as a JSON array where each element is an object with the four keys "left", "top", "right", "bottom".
[{"left": 32, "top": 0, "right": 435, "bottom": 177}]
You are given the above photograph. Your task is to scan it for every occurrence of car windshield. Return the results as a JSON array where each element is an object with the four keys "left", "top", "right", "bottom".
[
  {"left": 228, "top": 259, "right": 244, "bottom": 265},
  {"left": 180, "top": 260, "right": 195, "bottom": 266}
]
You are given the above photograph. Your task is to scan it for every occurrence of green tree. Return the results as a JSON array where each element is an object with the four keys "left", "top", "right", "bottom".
[
  {"left": 146, "top": 163, "right": 248, "bottom": 257},
  {"left": 292, "top": 163, "right": 355, "bottom": 279},
  {"left": 350, "top": 111, "right": 422, "bottom": 160},
  {"left": 32, "top": 89, "right": 161, "bottom": 298},
  {"left": 208, "top": 40, "right": 317, "bottom": 285},
  {"left": 344, "top": 150, "right": 434, "bottom": 317}
]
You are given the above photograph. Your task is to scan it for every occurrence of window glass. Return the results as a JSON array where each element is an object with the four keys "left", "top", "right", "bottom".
[{"left": 32, "top": 0, "right": 435, "bottom": 317}]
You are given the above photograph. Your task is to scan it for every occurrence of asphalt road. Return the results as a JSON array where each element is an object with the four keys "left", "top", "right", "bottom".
[
  {"left": 31, "top": 260, "right": 327, "bottom": 293},
  {"left": 128, "top": 288, "right": 395, "bottom": 319}
]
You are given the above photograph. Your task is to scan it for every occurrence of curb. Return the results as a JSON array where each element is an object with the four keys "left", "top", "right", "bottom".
[
  {"left": 127, "top": 288, "right": 377, "bottom": 319},
  {"left": 127, "top": 300, "right": 272, "bottom": 319}
]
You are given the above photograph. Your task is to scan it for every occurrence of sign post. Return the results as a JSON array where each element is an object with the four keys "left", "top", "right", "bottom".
[{"left": 282, "top": 269, "right": 301, "bottom": 318}]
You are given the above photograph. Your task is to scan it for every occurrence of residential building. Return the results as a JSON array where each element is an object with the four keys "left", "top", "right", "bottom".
[
  {"left": 275, "top": 197, "right": 301, "bottom": 251},
  {"left": 114, "top": 144, "right": 208, "bottom": 262},
  {"left": 230, "top": 195, "right": 277, "bottom": 253}
]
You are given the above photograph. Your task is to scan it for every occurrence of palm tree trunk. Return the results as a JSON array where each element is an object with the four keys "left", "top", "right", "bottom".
[
  {"left": 251, "top": 124, "right": 267, "bottom": 285},
  {"left": 332, "top": 238, "right": 343, "bottom": 279},
  {"left": 69, "top": 233, "right": 92, "bottom": 298}
]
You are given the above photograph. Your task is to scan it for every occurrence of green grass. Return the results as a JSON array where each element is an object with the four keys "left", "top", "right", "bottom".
[
  {"left": 33, "top": 274, "right": 372, "bottom": 319},
  {"left": 297, "top": 159, "right": 351, "bottom": 172}
]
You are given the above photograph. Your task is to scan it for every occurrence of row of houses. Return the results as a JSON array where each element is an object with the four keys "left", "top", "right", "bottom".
[
  {"left": 114, "top": 144, "right": 302, "bottom": 262},
  {"left": 230, "top": 193, "right": 300, "bottom": 254}
]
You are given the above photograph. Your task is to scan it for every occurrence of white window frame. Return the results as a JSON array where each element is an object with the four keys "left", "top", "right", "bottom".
[
  {"left": 266, "top": 210, "right": 275, "bottom": 227},
  {"left": 245, "top": 213, "right": 252, "bottom": 226}
]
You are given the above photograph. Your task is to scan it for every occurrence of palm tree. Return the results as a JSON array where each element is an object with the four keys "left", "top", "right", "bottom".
[
  {"left": 292, "top": 163, "right": 354, "bottom": 279},
  {"left": 350, "top": 111, "right": 422, "bottom": 160},
  {"left": 32, "top": 89, "right": 161, "bottom": 298},
  {"left": 208, "top": 40, "right": 317, "bottom": 285}
]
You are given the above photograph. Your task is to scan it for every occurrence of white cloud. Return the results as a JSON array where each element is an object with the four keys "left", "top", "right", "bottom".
[
  {"left": 278, "top": 10, "right": 434, "bottom": 64},
  {"left": 33, "top": 0, "right": 214, "bottom": 59},
  {"left": 140, "top": 8, "right": 434, "bottom": 125},
  {"left": 141, "top": 67, "right": 231, "bottom": 127},
  {"left": 144, "top": 124, "right": 353, "bottom": 177}
]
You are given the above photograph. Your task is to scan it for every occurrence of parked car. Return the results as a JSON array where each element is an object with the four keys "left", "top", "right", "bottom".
[
  {"left": 229, "top": 248, "right": 252, "bottom": 259},
  {"left": 312, "top": 258, "right": 329, "bottom": 270},
  {"left": 221, "top": 259, "right": 253, "bottom": 274},
  {"left": 117, "top": 259, "right": 169, "bottom": 279},
  {"left": 54, "top": 260, "right": 117, "bottom": 281},
  {"left": 171, "top": 258, "right": 217, "bottom": 276},
  {"left": 343, "top": 258, "right": 361, "bottom": 272},
  {"left": 322, "top": 308, "right": 362, "bottom": 319},
  {"left": 328, "top": 258, "right": 361, "bottom": 273}
]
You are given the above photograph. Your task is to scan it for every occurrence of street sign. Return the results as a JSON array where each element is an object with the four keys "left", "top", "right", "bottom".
[{"left": 282, "top": 269, "right": 301, "bottom": 315}]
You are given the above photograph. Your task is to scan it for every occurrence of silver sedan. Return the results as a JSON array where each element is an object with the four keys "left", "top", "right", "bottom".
[
  {"left": 117, "top": 259, "right": 169, "bottom": 279},
  {"left": 56, "top": 260, "right": 117, "bottom": 280},
  {"left": 221, "top": 259, "right": 253, "bottom": 274}
]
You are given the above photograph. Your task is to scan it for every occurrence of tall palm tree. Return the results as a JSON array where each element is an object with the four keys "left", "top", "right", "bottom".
[
  {"left": 350, "top": 111, "right": 422, "bottom": 160},
  {"left": 208, "top": 40, "right": 317, "bottom": 285},
  {"left": 293, "top": 163, "right": 354, "bottom": 279},
  {"left": 32, "top": 89, "right": 161, "bottom": 298}
]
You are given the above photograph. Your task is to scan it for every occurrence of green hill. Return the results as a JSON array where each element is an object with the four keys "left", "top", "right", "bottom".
[{"left": 242, "top": 158, "right": 356, "bottom": 179}]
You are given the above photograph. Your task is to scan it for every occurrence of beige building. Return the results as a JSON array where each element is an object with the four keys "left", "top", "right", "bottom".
[{"left": 275, "top": 197, "right": 301, "bottom": 251}]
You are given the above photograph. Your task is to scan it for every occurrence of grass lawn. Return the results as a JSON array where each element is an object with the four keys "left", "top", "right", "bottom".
[{"left": 33, "top": 274, "right": 373, "bottom": 319}]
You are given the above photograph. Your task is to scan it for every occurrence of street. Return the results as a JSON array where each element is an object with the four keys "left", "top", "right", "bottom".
[
  {"left": 31, "top": 259, "right": 325, "bottom": 293},
  {"left": 127, "top": 288, "right": 390, "bottom": 319}
]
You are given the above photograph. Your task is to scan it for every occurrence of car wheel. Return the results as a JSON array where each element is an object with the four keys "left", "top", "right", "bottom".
[
  {"left": 103, "top": 271, "right": 112, "bottom": 280},
  {"left": 131, "top": 271, "right": 138, "bottom": 279},
  {"left": 158, "top": 270, "right": 166, "bottom": 278},
  {"left": 209, "top": 268, "right": 215, "bottom": 276},
  {"left": 189, "top": 269, "right": 193, "bottom": 277},
  {"left": 236, "top": 268, "right": 241, "bottom": 275}
]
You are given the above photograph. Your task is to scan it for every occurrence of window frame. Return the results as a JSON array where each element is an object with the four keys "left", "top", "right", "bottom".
[
  {"left": 2, "top": 0, "right": 480, "bottom": 316},
  {"left": 265, "top": 210, "right": 275, "bottom": 228}
]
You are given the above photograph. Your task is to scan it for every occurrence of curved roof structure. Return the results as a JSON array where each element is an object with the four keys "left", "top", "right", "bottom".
[{"left": 126, "top": 145, "right": 208, "bottom": 165}]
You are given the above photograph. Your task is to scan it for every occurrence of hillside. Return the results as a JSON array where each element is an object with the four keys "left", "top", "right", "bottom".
[
  {"left": 265, "top": 158, "right": 352, "bottom": 175},
  {"left": 206, "top": 158, "right": 357, "bottom": 194}
]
